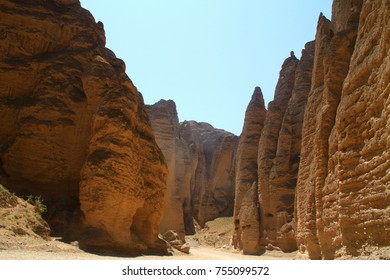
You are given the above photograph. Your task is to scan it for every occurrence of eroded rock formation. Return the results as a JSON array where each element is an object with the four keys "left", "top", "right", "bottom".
[
  {"left": 234, "top": 0, "right": 389, "bottom": 260},
  {"left": 146, "top": 100, "right": 194, "bottom": 239},
  {"left": 0, "top": 0, "right": 167, "bottom": 253},
  {"left": 233, "top": 45, "right": 314, "bottom": 254},
  {"left": 180, "top": 121, "right": 238, "bottom": 227},
  {"left": 295, "top": 0, "right": 390, "bottom": 259},
  {"left": 147, "top": 100, "right": 238, "bottom": 235},
  {"left": 258, "top": 42, "right": 315, "bottom": 252},
  {"left": 233, "top": 87, "right": 267, "bottom": 253}
]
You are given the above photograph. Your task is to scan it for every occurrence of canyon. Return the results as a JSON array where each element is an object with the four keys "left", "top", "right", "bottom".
[{"left": 0, "top": 0, "right": 389, "bottom": 260}]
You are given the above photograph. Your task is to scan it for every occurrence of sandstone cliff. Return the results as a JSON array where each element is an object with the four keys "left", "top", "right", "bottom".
[
  {"left": 146, "top": 100, "right": 194, "bottom": 239},
  {"left": 147, "top": 100, "right": 238, "bottom": 235},
  {"left": 233, "top": 44, "right": 314, "bottom": 254},
  {"left": 295, "top": 0, "right": 390, "bottom": 259},
  {"left": 0, "top": 0, "right": 167, "bottom": 254},
  {"left": 232, "top": 87, "right": 267, "bottom": 254},
  {"left": 258, "top": 42, "right": 315, "bottom": 252},
  {"left": 179, "top": 121, "right": 238, "bottom": 227}
]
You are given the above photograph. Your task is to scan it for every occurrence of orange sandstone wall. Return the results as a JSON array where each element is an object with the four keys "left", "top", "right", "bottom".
[{"left": 0, "top": 0, "right": 167, "bottom": 254}]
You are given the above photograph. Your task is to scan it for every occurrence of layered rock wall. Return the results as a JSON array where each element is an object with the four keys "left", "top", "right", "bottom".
[
  {"left": 146, "top": 100, "right": 194, "bottom": 239},
  {"left": 147, "top": 102, "right": 237, "bottom": 237},
  {"left": 259, "top": 42, "right": 315, "bottom": 252},
  {"left": 256, "top": 53, "right": 299, "bottom": 252},
  {"left": 179, "top": 121, "right": 238, "bottom": 227},
  {"left": 295, "top": 0, "right": 390, "bottom": 259},
  {"left": 0, "top": 0, "right": 167, "bottom": 253}
]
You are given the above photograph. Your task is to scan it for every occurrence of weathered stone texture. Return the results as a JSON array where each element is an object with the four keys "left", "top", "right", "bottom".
[
  {"left": 232, "top": 87, "right": 267, "bottom": 253},
  {"left": 147, "top": 101, "right": 237, "bottom": 236},
  {"left": 259, "top": 41, "right": 315, "bottom": 252},
  {"left": 180, "top": 121, "right": 238, "bottom": 227},
  {"left": 146, "top": 100, "right": 194, "bottom": 240},
  {"left": 256, "top": 53, "right": 299, "bottom": 252},
  {"left": 295, "top": 0, "right": 390, "bottom": 259},
  {"left": 0, "top": 0, "right": 167, "bottom": 253}
]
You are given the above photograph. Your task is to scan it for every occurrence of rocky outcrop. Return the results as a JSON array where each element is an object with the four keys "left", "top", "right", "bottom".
[
  {"left": 162, "top": 230, "right": 190, "bottom": 254},
  {"left": 0, "top": 0, "right": 167, "bottom": 254},
  {"left": 258, "top": 43, "right": 315, "bottom": 252},
  {"left": 0, "top": 184, "right": 50, "bottom": 245},
  {"left": 180, "top": 121, "right": 238, "bottom": 227},
  {"left": 146, "top": 100, "right": 194, "bottom": 240},
  {"left": 295, "top": 0, "right": 390, "bottom": 259},
  {"left": 232, "top": 87, "right": 267, "bottom": 253}
]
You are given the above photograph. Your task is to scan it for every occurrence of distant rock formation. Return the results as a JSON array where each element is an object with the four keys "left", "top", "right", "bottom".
[
  {"left": 295, "top": 0, "right": 390, "bottom": 259},
  {"left": 180, "top": 121, "right": 238, "bottom": 226},
  {"left": 232, "top": 87, "right": 267, "bottom": 254},
  {"left": 146, "top": 100, "right": 194, "bottom": 240},
  {"left": 147, "top": 101, "right": 238, "bottom": 236},
  {"left": 0, "top": 0, "right": 167, "bottom": 254}
]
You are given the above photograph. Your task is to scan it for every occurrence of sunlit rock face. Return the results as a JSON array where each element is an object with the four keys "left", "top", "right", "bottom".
[
  {"left": 232, "top": 87, "right": 267, "bottom": 254},
  {"left": 296, "top": 0, "right": 390, "bottom": 259},
  {"left": 0, "top": 0, "right": 168, "bottom": 254},
  {"left": 258, "top": 42, "right": 315, "bottom": 253},
  {"left": 233, "top": 48, "right": 313, "bottom": 255},
  {"left": 235, "top": 0, "right": 389, "bottom": 260}
]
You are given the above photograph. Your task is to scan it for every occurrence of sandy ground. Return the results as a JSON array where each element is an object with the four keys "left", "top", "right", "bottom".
[{"left": 0, "top": 236, "right": 296, "bottom": 260}]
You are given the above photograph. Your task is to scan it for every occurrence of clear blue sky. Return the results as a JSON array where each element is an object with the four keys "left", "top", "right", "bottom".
[{"left": 80, "top": 0, "right": 332, "bottom": 135}]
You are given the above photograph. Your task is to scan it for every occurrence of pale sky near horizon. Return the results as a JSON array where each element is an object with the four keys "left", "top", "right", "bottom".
[{"left": 80, "top": 0, "right": 332, "bottom": 135}]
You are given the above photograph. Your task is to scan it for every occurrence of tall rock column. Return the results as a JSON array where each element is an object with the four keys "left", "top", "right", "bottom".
[
  {"left": 295, "top": 0, "right": 364, "bottom": 259},
  {"left": 257, "top": 53, "right": 299, "bottom": 251},
  {"left": 233, "top": 87, "right": 267, "bottom": 254},
  {"left": 259, "top": 41, "right": 315, "bottom": 252}
]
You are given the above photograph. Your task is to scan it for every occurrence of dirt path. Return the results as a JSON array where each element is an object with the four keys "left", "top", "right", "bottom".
[
  {"left": 0, "top": 247, "right": 295, "bottom": 260},
  {"left": 0, "top": 237, "right": 296, "bottom": 260}
]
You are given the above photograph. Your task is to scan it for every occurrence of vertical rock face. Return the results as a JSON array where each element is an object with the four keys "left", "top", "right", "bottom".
[
  {"left": 0, "top": 0, "right": 167, "bottom": 253},
  {"left": 234, "top": 43, "right": 314, "bottom": 255},
  {"left": 296, "top": 0, "right": 390, "bottom": 259},
  {"left": 146, "top": 100, "right": 194, "bottom": 239},
  {"left": 180, "top": 121, "right": 238, "bottom": 227},
  {"left": 147, "top": 101, "right": 238, "bottom": 236},
  {"left": 257, "top": 53, "right": 300, "bottom": 252},
  {"left": 233, "top": 87, "right": 267, "bottom": 253},
  {"left": 259, "top": 42, "right": 315, "bottom": 252}
]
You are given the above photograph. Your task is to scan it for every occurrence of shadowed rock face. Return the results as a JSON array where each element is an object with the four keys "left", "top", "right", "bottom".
[
  {"left": 147, "top": 100, "right": 238, "bottom": 235},
  {"left": 0, "top": 0, "right": 167, "bottom": 254},
  {"left": 232, "top": 87, "right": 267, "bottom": 254},
  {"left": 296, "top": 0, "right": 390, "bottom": 259},
  {"left": 146, "top": 100, "right": 194, "bottom": 240},
  {"left": 179, "top": 121, "right": 238, "bottom": 227}
]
